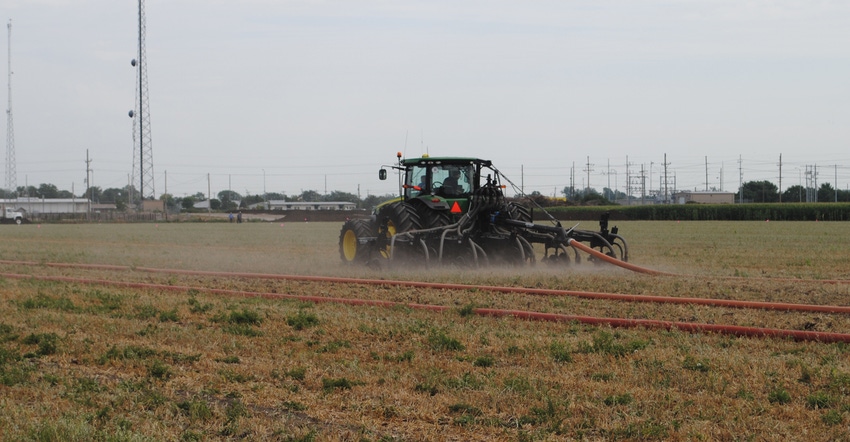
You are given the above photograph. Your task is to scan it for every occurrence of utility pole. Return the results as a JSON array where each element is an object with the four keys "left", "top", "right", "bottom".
[
  {"left": 738, "top": 155, "right": 743, "bottom": 204},
  {"left": 584, "top": 156, "right": 593, "bottom": 193},
  {"left": 85, "top": 149, "right": 92, "bottom": 217},
  {"left": 207, "top": 173, "right": 211, "bottom": 213},
  {"left": 625, "top": 156, "right": 631, "bottom": 205},
  {"left": 649, "top": 162, "right": 654, "bottom": 198},
  {"left": 814, "top": 164, "right": 818, "bottom": 202},
  {"left": 662, "top": 153, "right": 670, "bottom": 204},
  {"left": 778, "top": 154, "right": 783, "bottom": 203}
]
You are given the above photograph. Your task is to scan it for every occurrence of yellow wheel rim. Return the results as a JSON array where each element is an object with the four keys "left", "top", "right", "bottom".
[
  {"left": 342, "top": 229, "right": 358, "bottom": 261},
  {"left": 381, "top": 221, "right": 398, "bottom": 258}
]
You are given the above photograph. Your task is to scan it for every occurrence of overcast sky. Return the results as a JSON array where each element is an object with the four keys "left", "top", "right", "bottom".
[{"left": 4, "top": 0, "right": 849, "bottom": 199}]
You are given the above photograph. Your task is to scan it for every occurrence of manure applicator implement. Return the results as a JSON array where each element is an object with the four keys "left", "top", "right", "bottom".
[{"left": 339, "top": 153, "right": 629, "bottom": 268}]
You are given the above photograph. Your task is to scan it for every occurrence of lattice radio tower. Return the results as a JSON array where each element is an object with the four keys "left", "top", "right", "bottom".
[
  {"left": 5, "top": 19, "right": 16, "bottom": 193},
  {"left": 129, "top": 0, "right": 154, "bottom": 204}
]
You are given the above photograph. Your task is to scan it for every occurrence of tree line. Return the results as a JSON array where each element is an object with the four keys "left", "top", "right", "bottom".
[
  {"left": 557, "top": 180, "right": 850, "bottom": 205},
  {"left": 0, "top": 184, "right": 394, "bottom": 212},
  {"left": 2, "top": 178, "right": 846, "bottom": 213}
]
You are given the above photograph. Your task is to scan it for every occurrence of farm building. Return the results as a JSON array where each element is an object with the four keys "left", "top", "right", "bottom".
[
  {"left": 672, "top": 191, "right": 735, "bottom": 204},
  {"left": 2, "top": 197, "right": 94, "bottom": 215},
  {"left": 266, "top": 201, "right": 357, "bottom": 210}
]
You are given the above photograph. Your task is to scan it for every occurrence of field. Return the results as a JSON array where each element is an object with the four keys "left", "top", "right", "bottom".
[{"left": 1, "top": 220, "right": 850, "bottom": 441}]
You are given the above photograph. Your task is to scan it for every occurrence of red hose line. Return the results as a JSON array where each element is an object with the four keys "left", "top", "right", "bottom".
[
  {"left": 567, "top": 239, "right": 671, "bottom": 275},
  {"left": 474, "top": 309, "right": 850, "bottom": 344},
  {"left": 3, "top": 271, "right": 848, "bottom": 343},
  {"left": 0, "top": 272, "right": 451, "bottom": 312},
  {"left": 1, "top": 259, "right": 849, "bottom": 315},
  {"left": 133, "top": 267, "right": 850, "bottom": 315}
]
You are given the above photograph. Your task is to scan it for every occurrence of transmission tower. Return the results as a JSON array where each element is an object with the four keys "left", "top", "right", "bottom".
[
  {"left": 129, "top": 0, "right": 154, "bottom": 204},
  {"left": 5, "top": 19, "right": 16, "bottom": 193}
]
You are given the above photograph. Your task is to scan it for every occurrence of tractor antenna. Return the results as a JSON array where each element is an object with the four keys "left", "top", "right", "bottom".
[
  {"left": 421, "top": 130, "right": 428, "bottom": 155},
  {"left": 403, "top": 130, "right": 408, "bottom": 157}
]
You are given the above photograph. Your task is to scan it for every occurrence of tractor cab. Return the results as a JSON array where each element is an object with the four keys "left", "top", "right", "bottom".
[{"left": 405, "top": 161, "right": 475, "bottom": 199}]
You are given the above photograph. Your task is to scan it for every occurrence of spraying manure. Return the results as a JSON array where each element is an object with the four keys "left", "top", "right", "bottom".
[{"left": 340, "top": 153, "right": 629, "bottom": 269}]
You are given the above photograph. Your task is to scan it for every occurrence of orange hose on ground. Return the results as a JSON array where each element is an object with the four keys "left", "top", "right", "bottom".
[
  {"left": 2, "top": 270, "right": 848, "bottom": 343},
  {"left": 567, "top": 239, "right": 671, "bottom": 275},
  {"left": 474, "top": 309, "right": 850, "bottom": 343},
  {"left": 1, "top": 259, "right": 849, "bottom": 314}
]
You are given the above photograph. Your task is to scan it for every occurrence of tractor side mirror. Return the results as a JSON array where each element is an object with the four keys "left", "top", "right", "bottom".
[{"left": 379, "top": 169, "right": 387, "bottom": 180}]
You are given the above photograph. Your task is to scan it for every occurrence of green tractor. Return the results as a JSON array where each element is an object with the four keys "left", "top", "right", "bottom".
[{"left": 339, "top": 153, "right": 628, "bottom": 267}]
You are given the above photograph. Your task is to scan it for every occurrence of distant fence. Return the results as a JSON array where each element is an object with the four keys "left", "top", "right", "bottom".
[{"left": 25, "top": 212, "right": 164, "bottom": 223}]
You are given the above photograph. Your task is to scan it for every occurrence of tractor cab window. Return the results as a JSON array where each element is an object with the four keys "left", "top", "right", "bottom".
[
  {"left": 433, "top": 164, "right": 472, "bottom": 197},
  {"left": 406, "top": 165, "right": 429, "bottom": 198}
]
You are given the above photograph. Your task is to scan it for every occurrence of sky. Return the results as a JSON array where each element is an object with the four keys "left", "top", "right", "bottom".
[{"left": 3, "top": 0, "right": 850, "bottom": 200}]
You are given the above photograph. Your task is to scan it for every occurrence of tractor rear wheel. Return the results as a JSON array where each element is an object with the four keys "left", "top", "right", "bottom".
[
  {"left": 419, "top": 208, "right": 452, "bottom": 230},
  {"left": 379, "top": 202, "right": 424, "bottom": 262},
  {"left": 339, "top": 219, "right": 375, "bottom": 264}
]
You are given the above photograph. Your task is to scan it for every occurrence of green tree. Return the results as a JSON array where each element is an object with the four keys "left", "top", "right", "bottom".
[
  {"left": 159, "top": 193, "right": 178, "bottom": 211},
  {"left": 737, "top": 180, "right": 779, "bottom": 203},
  {"left": 781, "top": 185, "right": 805, "bottom": 203},
  {"left": 217, "top": 190, "right": 243, "bottom": 202},
  {"left": 36, "top": 183, "right": 60, "bottom": 199},
  {"left": 362, "top": 194, "right": 395, "bottom": 209},
  {"left": 217, "top": 190, "right": 241, "bottom": 211},
  {"left": 84, "top": 186, "right": 103, "bottom": 202},
  {"left": 818, "top": 183, "right": 836, "bottom": 203},
  {"left": 242, "top": 194, "right": 264, "bottom": 208},
  {"left": 325, "top": 190, "right": 359, "bottom": 203},
  {"left": 17, "top": 185, "right": 36, "bottom": 197},
  {"left": 299, "top": 190, "right": 322, "bottom": 202},
  {"left": 181, "top": 197, "right": 195, "bottom": 210}
]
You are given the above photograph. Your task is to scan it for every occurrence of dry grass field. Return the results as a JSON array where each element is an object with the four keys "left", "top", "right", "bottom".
[{"left": 1, "top": 220, "right": 850, "bottom": 441}]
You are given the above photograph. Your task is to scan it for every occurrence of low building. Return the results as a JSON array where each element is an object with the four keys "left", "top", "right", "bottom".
[
  {"left": 194, "top": 200, "right": 240, "bottom": 210},
  {"left": 267, "top": 200, "right": 356, "bottom": 210},
  {"left": 672, "top": 191, "right": 736, "bottom": 204},
  {"left": 5, "top": 197, "right": 93, "bottom": 214}
]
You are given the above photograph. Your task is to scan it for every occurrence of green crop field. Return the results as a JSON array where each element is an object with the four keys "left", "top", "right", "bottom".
[{"left": 1, "top": 220, "right": 849, "bottom": 441}]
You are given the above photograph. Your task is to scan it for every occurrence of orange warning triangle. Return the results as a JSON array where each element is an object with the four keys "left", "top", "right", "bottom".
[{"left": 450, "top": 201, "right": 462, "bottom": 213}]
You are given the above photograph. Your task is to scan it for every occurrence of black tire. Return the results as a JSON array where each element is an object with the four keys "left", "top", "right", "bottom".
[
  {"left": 379, "top": 202, "right": 423, "bottom": 261},
  {"left": 418, "top": 206, "right": 452, "bottom": 230},
  {"left": 506, "top": 202, "right": 532, "bottom": 223},
  {"left": 339, "top": 219, "right": 375, "bottom": 264}
]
